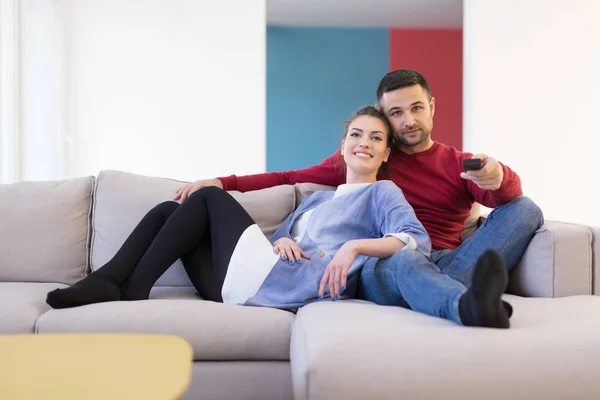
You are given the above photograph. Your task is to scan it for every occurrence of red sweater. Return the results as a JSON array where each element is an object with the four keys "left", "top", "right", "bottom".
[{"left": 218, "top": 142, "right": 522, "bottom": 250}]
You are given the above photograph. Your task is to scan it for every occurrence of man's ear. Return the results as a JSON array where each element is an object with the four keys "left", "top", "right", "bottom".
[{"left": 430, "top": 96, "right": 436, "bottom": 118}]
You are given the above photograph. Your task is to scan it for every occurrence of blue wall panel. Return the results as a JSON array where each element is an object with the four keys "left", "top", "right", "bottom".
[{"left": 267, "top": 27, "right": 389, "bottom": 171}]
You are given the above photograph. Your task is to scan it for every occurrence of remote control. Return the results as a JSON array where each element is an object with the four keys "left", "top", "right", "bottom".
[{"left": 463, "top": 158, "right": 483, "bottom": 171}]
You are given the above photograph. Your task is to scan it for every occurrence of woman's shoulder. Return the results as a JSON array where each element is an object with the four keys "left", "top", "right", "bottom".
[
  {"left": 371, "top": 180, "right": 403, "bottom": 194},
  {"left": 369, "top": 181, "right": 409, "bottom": 207}
]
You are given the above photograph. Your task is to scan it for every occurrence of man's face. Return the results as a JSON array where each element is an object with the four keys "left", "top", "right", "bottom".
[{"left": 379, "top": 84, "right": 435, "bottom": 151}]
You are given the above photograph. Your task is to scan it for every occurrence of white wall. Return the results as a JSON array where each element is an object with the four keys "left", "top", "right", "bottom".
[
  {"left": 463, "top": 0, "right": 600, "bottom": 226},
  {"left": 17, "top": 0, "right": 266, "bottom": 183}
]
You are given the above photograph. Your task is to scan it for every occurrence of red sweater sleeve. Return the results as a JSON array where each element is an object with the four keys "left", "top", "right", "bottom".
[
  {"left": 217, "top": 152, "right": 346, "bottom": 192},
  {"left": 466, "top": 162, "right": 523, "bottom": 208}
]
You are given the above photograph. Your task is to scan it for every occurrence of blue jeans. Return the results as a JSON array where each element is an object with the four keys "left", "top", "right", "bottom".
[{"left": 356, "top": 196, "right": 544, "bottom": 324}]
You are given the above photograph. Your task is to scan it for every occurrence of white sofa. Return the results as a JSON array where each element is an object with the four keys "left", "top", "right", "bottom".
[{"left": 1, "top": 170, "right": 600, "bottom": 399}]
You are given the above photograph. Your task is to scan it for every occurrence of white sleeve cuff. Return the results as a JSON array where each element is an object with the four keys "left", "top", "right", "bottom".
[{"left": 384, "top": 233, "right": 417, "bottom": 250}]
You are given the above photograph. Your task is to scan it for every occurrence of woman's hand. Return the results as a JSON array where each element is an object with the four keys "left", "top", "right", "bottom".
[
  {"left": 273, "top": 237, "right": 311, "bottom": 265},
  {"left": 319, "top": 242, "right": 358, "bottom": 300}
]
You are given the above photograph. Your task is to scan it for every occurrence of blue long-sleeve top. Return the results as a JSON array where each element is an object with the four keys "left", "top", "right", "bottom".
[{"left": 221, "top": 180, "right": 431, "bottom": 310}]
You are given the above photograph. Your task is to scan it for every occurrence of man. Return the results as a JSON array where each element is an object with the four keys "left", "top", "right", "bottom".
[{"left": 175, "top": 69, "right": 544, "bottom": 328}]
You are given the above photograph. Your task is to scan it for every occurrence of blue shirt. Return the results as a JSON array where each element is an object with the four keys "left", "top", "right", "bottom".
[{"left": 233, "top": 180, "right": 431, "bottom": 310}]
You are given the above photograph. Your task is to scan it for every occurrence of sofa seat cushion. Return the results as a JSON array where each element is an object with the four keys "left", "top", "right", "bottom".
[
  {"left": 36, "top": 291, "right": 295, "bottom": 361},
  {"left": 290, "top": 295, "right": 600, "bottom": 400},
  {"left": 0, "top": 282, "right": 67, "bottom": 334}
]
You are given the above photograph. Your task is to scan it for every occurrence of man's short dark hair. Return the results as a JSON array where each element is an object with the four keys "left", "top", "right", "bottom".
[{"left": 376, "top": 69, "right": 432, "bottom": 101}]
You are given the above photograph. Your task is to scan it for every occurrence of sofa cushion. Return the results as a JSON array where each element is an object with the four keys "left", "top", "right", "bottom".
[
  {"left": 290, "top": 295, "right": 600, "bottom": 400},
  {"left": 91, "top": 170, "right": 296, "bottom": 287},
  {"left": 0, "top": 177, "right": 93, "bottom": 284},
  {"left": 36, "top": 293, "right": 295, "bottom": 361},
  {"left": 0, "top": 282, "right": 67, "bottom": 333}
]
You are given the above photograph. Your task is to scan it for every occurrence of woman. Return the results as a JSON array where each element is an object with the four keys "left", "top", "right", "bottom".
[{"left": 46, "top": 106, "right": 430, "bottom": 310}]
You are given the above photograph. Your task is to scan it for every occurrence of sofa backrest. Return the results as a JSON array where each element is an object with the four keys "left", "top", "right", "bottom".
[
  {"left": 90, "top": 170, "right": 297, "bottom": 287},
  {"left": 0, "top": 177, "right": 94, "bottom": 284},
  {"left": 0, "top": 173, "right": 482, "bottom": 287}
]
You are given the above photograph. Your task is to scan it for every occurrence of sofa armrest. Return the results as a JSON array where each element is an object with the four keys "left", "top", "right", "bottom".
[
  {"left": 507, "top": 221, "right": 593, "bottom": 298},
  {"left": 586, "top": 224, "right": 600, "bottom": 294}
]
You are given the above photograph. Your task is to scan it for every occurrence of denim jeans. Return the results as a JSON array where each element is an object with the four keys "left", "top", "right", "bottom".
[{"left": 356, "top": 196, "right": 544, "bottom": 324}]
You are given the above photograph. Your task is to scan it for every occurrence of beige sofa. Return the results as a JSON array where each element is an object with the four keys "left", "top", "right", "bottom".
[{"left": 1, "top": 170, "right": 600, "bottom": 400}]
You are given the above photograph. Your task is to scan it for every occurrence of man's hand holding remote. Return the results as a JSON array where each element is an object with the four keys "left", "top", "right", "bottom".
[{"left": 460, "top": 154, "right": 504, "bottom": 191}]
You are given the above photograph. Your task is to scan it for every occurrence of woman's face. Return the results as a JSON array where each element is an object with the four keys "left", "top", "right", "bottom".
[{"left": 341, "top": 115, "right": 391, "bottom": 177}]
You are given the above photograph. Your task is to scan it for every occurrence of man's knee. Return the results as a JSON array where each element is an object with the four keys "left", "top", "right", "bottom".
[
  {"left": 508, "top": 196, "right": 544, "bottom": 230},
  {"left": 511, "top": 196, "right": 541, "bottom": 214}
]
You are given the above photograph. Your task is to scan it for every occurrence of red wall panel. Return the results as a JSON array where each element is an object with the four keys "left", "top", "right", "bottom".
[{"left": 389, "top": 29, "right": 463, "bottom": 150}]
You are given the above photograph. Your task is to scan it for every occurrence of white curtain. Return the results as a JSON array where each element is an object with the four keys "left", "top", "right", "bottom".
[
  {"left": 0, "top": 0, "right": 65, "bottom": 184},
  {"left": 0, "top": 0, "right": 21, "bottom": 184}
]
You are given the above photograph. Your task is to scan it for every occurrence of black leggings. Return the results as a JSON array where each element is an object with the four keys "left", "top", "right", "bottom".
[{"left": 97, "top": 186, "right": 255, "bottom": 302}]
